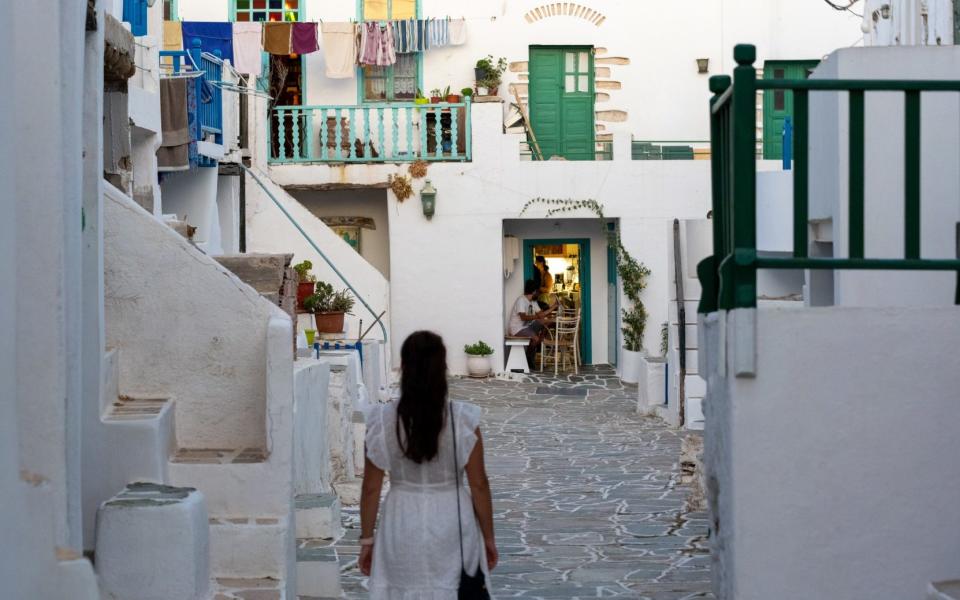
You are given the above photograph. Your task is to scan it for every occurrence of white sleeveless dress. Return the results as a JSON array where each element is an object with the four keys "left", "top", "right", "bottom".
[{"left": 364, "top": 400, "right": 492, "bottom": 599}]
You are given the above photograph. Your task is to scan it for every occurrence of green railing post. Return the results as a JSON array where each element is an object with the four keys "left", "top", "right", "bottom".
[
  {"left": 731, "top": 44, "right": 758, "bottom": 309},
  {"left": 849, "top": 90, "right": 866, "bottom": 258},
  {"left": 905, "top": 90, "right": 922, "bottom": 259},
  {"left": 793, "top": 89, "right": 810, "bottom": 258},
  {"left": 702, "top": 75, "right": 731, "bottom": 314}
]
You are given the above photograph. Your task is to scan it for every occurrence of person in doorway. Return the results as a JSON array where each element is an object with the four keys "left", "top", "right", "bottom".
[
  {"left": 537, "top": 261, "right": 556, "bottom": 308},
  {"left": 358, "top": 331, "right": 499, "bottom": 598},
  {"left": 509, "top": 279, "right": 556, "bottom": 365}
]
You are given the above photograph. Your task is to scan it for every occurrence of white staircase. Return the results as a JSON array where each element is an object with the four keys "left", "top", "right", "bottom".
[{"left": 665, "top": 220, "right": 711, "bottom": 430}]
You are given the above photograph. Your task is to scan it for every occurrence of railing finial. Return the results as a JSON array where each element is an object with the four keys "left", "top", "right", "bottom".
[
  {"left": 733, "top": 44, "right": 756, "bottom": 66},
  {"left": 709, "top": 75, "right": 731, "bottom": 95}
]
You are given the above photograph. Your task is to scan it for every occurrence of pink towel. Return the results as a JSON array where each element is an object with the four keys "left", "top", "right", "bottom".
[{"left": 291, "top": 22, "right": 319, "bottom": 55}]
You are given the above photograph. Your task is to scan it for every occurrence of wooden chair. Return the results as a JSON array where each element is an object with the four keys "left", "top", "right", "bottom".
[{"left": 540, "top": 312, "right": 581, "bottom": 375}]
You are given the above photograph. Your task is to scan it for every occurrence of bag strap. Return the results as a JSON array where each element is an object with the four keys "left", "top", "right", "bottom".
[{"left": 450, "top": 401, "right": 466, "bottom": 572}]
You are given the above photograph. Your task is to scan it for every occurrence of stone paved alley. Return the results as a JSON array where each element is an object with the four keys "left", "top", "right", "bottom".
[{"left": 332, "top": 368, "right": 712, "bottom": 599}]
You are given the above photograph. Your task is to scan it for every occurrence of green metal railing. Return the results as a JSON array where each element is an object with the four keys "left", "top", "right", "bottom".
[
  {"left": 268, "top": 100, "right": 472, "bottom": 165},
  {"left": 698, "top": 44, "right": 960, "bottom": 314}
]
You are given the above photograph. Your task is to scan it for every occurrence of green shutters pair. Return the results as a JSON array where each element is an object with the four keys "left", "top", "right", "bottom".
[
  {"left": 762, "top": 60, "right": 819, "bottom": 160},
  {"left": 528, "top": 47, "right": 595, "bottom": 161}
]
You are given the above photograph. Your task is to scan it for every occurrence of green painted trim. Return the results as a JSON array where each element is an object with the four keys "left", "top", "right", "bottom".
[
  {"left": 522, "top": 238, "right": 593, "bottom": 365},
  {"left": 165, "top": 0, "right": 179, "bottom": 20}
]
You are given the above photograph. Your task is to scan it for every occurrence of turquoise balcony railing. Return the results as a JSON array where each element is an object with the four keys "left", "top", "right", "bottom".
[
  {"left": 268, "top": 101, "right": 472, "bottom": 164},
  {"left": 698, "top": 44, "right": 960, "bottom": 314},
  {"left": 159, "top": 39, "right": 223, "bottom": 145}
]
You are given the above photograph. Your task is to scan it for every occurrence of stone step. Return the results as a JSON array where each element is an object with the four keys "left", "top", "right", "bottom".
[
  {"left": 172, "top": 447, "right": 269, "bottom": 465},
  {"left": 211, "top": 576, "right": 284, "bottom": 600},
  {"left": 929, "top": 580, "right": 960, "bottom": 600},
  {"left": 96, "top": 483, "right": 210, "bottom": 600},
  {"left": 103, "top": 395, "right": 170, "bottom": 421},
  {"left": 208, "top": 515, "right": 294, "bottom": 588},
  {"left": 214, "top": 253, "right": 297, "bottom": 321},
  {"left": 168, "top": 454, "right": 289, "bottom": 521},
  {"left": 294, "top": 493, "right": 342, "bottom": 540},
  {"left": 296, "top": 540, "right": 342, "bottom": 598}
]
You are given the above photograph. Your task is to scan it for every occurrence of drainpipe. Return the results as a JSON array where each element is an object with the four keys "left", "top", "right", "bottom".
[{"left": 955, "top": 0, "right": 960, "bottom": 43}]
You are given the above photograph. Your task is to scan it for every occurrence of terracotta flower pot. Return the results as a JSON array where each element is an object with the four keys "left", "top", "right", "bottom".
[
  {"left": 446, "top": 94, "right": 461, "bottom": 103},
  {"left": 430, "top": 96, "right": 442, "bottom": 104},
  {"left": 314, "top": 311, "right": 345, "bottom": 334},
  {"left": 297, "top": 281, "right": 315, "bottom": 311}
]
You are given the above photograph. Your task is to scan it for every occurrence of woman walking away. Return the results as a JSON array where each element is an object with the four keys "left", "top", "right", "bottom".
[{"left": 359, "top": 331, "right": 498, "bottom": 598}]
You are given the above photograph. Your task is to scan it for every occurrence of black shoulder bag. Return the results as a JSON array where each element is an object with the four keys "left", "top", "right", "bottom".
[{"left": 450, "top": 403, "right": 491, "bottom": 599}]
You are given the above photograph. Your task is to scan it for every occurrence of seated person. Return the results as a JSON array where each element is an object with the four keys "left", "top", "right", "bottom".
[{"left": 508, "top": 279, "right": 557, "bottom": 365}]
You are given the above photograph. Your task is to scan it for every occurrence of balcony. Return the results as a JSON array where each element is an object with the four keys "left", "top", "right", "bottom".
[
  {"left": 159, "top": 40, "right": 224, "bottom": 146},
  {"left": 268, "top": 101, "right": 472, "bottom": 165}
]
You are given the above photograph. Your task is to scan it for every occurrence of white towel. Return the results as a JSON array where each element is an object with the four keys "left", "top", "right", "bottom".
[
  {"left": 323, "top": 22, "right": 358, "bottom": 79},
  {"left": 449, "top": 18, "right": 467, "bottom": 45},
  {"left": 232, "top": 22, "right": 263, "bottom": 77}
]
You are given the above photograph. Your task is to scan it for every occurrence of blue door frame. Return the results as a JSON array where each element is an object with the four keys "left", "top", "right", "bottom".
[{"left": 522, "top": 239, "right": 592, "bottom": 364}]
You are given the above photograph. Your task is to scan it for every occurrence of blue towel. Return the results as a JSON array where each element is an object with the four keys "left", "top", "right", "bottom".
[{"left": 181, "top": 22, "right": 234, "bottom": 65}]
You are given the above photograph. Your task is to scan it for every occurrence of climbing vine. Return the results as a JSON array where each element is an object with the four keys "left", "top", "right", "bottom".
[{"left": 520, "top": 197, "right": 651, "bottom": 352}]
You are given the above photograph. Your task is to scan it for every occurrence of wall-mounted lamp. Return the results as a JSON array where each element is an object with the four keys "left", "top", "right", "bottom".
[
  {"left": 420, "top": 180, "right": 437, "bottom": 220},
  {"left": 696, "top": 58, "right": 710, "bottom": 74},
  {"left": 880, "top": 3, "right": 891, "bottom": 18}
]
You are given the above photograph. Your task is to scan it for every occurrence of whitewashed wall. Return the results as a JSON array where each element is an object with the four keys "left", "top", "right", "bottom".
[
  {"left": 703, "top": 306, "right": 960, "bottom": 600},
  {"left": 269, "top": 104, "right": 712, "bottom": 373},
  {"left": 808, "top": 46, "right": 960, "bottom": 307},
  {"left": 104, "top": 189, "right": 284, "bottom": 450}
]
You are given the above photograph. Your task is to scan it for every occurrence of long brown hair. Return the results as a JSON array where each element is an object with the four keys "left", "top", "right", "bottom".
[{"left": 396, "top": 331, "right": 448, "bottom": 463}]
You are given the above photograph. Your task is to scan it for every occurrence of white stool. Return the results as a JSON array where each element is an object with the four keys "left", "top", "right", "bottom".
[{"left": 505, "top": 337, "right": 531, "bottom": 373}]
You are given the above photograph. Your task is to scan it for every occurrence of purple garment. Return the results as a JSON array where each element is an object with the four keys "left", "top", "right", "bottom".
[
  {"left": 360, "top": 22, "right": 380, "bottom": 65},
  {"left": 291, "top": 22, "right": 319, "bottom": 55}
]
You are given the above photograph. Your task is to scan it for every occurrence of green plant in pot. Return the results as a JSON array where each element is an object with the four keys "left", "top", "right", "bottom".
[
  {"left": 461, "top": 87, "right": 473, "bottom": 99},
  {"left": 464, "top": 340, "right": 494, "bottom": 378},
  {"left": 294, "top": 260, "right": 316, "bottom": 311},
  {"left": 304, "top": 281, "right": 356, "bottom": 334},
  {"left": 414, "top": 88, "right": 429, "bottom": 105},
  {"left": 429, "top": 88, "right": 443, "bottom": 103},
  {"left": 475, "top": 55, "right": 507, "bottom": 95}
]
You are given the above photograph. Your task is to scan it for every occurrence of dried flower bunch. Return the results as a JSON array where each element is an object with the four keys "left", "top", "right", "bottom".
[
  {"left": 408, "top": 160, "right": 429, "bottom": 179},
  {"left": 388, "top": 174, "right": 414, "bottom": 202}
]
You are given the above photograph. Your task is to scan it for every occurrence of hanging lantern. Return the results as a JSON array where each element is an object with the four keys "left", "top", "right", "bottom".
[{"left": 421, "top": 179, "right": 437, "bottom": 220}]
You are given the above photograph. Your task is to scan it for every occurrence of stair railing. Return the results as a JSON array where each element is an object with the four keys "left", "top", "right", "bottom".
[
  {"left": 239, "top": 164, "right": 388, "bottom": 344},
  {"left": 673, "top": 218, "right": 687, "bottom": 427}
]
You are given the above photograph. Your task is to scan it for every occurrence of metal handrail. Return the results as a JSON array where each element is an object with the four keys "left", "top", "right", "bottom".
[
  {"left": 238, "top": 164, "right": 388, "bottom": 343},
  {"left": 672, "top": 219, "right": 686, "bottom": 428}
]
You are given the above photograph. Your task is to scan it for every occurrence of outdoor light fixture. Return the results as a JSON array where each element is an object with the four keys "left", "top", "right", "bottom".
[
  {"left": 420, "top": 180, "right": 437, "bottom": 220},
  {"left": 696, "top": 58, "right": 710, "bottom": 74}
]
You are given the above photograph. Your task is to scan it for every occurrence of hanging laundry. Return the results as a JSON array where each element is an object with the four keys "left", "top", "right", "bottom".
[
  {"left": 232, "top": 22, "right": 263, "bottom": 76},
  {"left": 359, "top": 22, "right": 381, "bottom": 65},
  {"left": 291, "top": 22, "right": 319, "bottom": 55},
  {"left": 186, "top": 78, "right": 200, "bottom": 169},
  {"left": 378, "top": 22, "right": 397, "bottom": 66},
  {"left": 262, "top": 22, "right": 293, "bottom": 55},
  {"left": 163, "top": 20, "right": 183, "bottom": 52},
  {"left": 322, "top": 22, "right": 357, "bottom": 79},
  {"left": 157, "top": 77, "right": 191, "bottom": 171},
  {"left": 449, "top": 17, "right": 467, "bottom": 45},
  {"left": 181, "top": 22, "right": 234, "bottom": 64}
]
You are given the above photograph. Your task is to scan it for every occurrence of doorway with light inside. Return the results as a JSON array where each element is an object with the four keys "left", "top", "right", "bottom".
[{"left": 522, "top": 239, "right": 592, "bottom": 364}]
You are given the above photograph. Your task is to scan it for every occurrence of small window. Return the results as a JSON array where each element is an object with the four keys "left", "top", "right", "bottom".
[
  {"left": 163, "top": 0, "right": 178, "bottom": 20},
  {"left": 360, "top": 0, "right": 421, "bottom": 102},
  {"left": 562, "top": 49, "right": 591, "bottom": 94},
  {"left": 233, "top": 0, "right": 299, "bottom": 22}
]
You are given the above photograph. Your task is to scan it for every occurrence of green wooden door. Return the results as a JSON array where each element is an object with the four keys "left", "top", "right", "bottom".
[
  {"left": 762, "top": 61, "right": 819, "bottom": 160},
  {"left": 529, "top": 47, "right": 595, "bottom": 161}
]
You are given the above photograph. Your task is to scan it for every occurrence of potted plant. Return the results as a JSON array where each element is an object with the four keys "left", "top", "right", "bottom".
[
  {"left": 475, "top": 55, "right": 507, "bottom": 95},
  {"left": 444, "top": 86, "right": 461, "bottom": 103},
  {"left": 464, "top": 340, "right": 494, "bottom": 378},
  {"left": 618, "top": 252, "right": 652, "bottom": 384},
  {"left": 304, "top": 281, "right": 356, "bottom": 334},
  {"left": 414, "top": 88, "right": 429, "bottom": 105},
  {"left": 294, "top": 260, "right": 316, "bottom": 311},
  {"left": 429, "top": 88, "right": 443, "bottom": 104},
  {"left": 461, "top": 87, "right": 473, "bottom": 99}
]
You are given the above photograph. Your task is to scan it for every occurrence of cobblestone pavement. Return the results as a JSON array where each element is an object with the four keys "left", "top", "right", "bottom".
[{"left": 334, "top": 367, "right": 713, "bottom": 599}]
